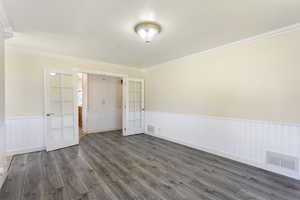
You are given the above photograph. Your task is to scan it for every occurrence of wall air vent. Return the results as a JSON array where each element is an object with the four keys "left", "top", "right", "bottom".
[
  {"left": 147, "top": 125, "right": 155, "bottom": 134},
  {"left": 266, "top": 151, "right": 298, "bottom": 172}
]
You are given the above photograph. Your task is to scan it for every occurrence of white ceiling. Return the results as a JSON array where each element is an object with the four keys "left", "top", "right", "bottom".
[{"left": 3, "top": 0, "right": 300, "bottom": 68}]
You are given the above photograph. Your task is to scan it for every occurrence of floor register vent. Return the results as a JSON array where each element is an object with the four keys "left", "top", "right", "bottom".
[{"left": 266, "top": 151, "right": 298, "bottom": 172}]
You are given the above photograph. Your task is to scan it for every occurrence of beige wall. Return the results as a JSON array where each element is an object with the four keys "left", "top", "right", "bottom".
[
  {"left": 5, "top": 49, "right": 144, "bottom": 118},
  {"left": 146, "top": 29, "right": 300, "bottom": 124},
  {"left": 6, "top": 28, "right": 300, "bottom": 124}
]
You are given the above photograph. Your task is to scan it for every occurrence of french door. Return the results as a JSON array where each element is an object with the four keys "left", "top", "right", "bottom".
[
  {"left": 124, "top": 78, "right": 145, "bottom": 136},
  {"left": 44, "top": 69, "right": 79, "bottom": 151}
]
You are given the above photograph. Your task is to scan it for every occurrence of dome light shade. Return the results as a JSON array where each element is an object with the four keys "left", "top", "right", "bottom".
[{"left": 134, "top": 22, "right": 161, "bottom": 43}]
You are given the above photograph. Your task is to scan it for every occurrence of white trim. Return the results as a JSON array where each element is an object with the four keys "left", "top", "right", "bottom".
[
  {"left": 145, "top": 23, "right": 300, "bottom": 72},
  {"left": 146, "top": 131, "right": 262, "bottom": 168},
  {"left": 82, "top": 73, "right": 88, "bottom": 132},
  {"left": 5, "top": 115, "right": 43, "bottom": 121},
  {"left": 75, "top": 68, "right": 129, "bottom": 136},
  {"left": 6, "top": 45, "right": 143, "bottom": 71},
  {"left": 0, "top": 2, "right": 13, "bottom": 39},
  {"left": 145, "top": 111, "right": 300, "bottom": 180},
  {"left": 6, "top": 116, "right": 45, "bottom": 156},
  {"left": 150, "top": 111, "right": 300, "bottom": 127},
  {"left": 44, "top": 67, "right": 79, "bottom": 151},
  {"left": 146, "top": 131, "right": 300, "bottom": 180},
  {"left": 86, "top": 128, "right": 122, "bottom": 134},
  {"left": 126, "top": 77, "right": 144, "bottom": 82},
  {"left": 124, "top": 78, "right": 145, "bottom": 135},
  {"left": 7, "top": 147, "right": 46, "bottom": 156},
  {"left": 72, "top": 68, "right": 129, "bottom": 79},
  {"left": 0, "top": 171, "right": 7, "bottom": 190}
]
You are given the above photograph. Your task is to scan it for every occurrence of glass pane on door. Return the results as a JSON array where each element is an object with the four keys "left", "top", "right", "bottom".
[
  {"left": 128, "top": 80, "right": 144, "bottom": 132},
  {"left": 47, "top": 72, "right": 76, "bottom": 150}
]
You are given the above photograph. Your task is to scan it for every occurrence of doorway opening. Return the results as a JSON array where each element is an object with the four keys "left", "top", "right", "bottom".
[
  {"left": 77, "top": 72, "right": 123, "bottom": 139},
  {"left": 77, "top": 73, "right": 85, "bottom": 138}
]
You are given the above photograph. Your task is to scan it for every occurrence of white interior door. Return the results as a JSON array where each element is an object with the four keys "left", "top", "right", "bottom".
[
  {"left": 124, "top": 78, "right": 145, "bottom": 135},
  {"left": 45, "top": 70, "right": 79, "bottom": 151}
]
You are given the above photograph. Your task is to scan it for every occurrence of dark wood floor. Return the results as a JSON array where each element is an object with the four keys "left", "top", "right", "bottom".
[{"left": 1, "top": 131, "right": 300, "bottom": 200}]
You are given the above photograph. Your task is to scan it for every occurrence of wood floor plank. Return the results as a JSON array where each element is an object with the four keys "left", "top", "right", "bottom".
[
  {"left": 0, "top": 154, "right": 27, "bottom": 200},
  {"left": 40, "top": 150, "right": 70, "bottom": 200},
  {"left": 142, "top": 133, "right": 300, "bottom": 190},
  {"left": 21, "top": 152, "right": 43, "bottom": 200},
  {"left": 62, "top": 146, "right": 122, "bottom": 200},
  {"left": 80, "top": 138, "right": 167, "bottom": 200},
  {"left": 1, "top": 131, "right": 300, "bottom": 200},
  {"left": 98, "top": 133, "right": 249, "bottom": 200},
  {"left": 53, "top": 150, "right": 89, "bottom": 200},
  {"left": 79, "top": 141, "right": 139, "bottom": 200},
  {"left": 92, "top": 133, "right": 224, "bottom": 200},
  {"left": 122, "top": 133, "right": 295, "bottom": 200},
  {"left": 85, "top": 136, "right": 186, "bottom": 200},
  {"left": 135, "top": 134, "right": 300, "bottom": 199}
]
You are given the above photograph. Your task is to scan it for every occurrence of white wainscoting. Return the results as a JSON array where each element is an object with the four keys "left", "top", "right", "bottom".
[
  {"left": 0, "top": 171, "right": 6, "bottom": 190},
  {"left": 145, "top": 111, "right": 300, "bottom": 180},
  {"left": 0, "top": 123, "right": 5, "bottom": 173},
  {"left": 0, "top": 123, "right": 7, "bottom": 189},
  {"left": 86, "top": 110, "right": 122, "bottom": 133},
  {"left": 6, "top": 116, "right": 45, "bottom": 155}
]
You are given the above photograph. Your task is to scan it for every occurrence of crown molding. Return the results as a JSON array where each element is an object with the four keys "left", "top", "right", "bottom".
[
  {"left": 144, "top": 23, "right": 300, "bottom": 72},
  {"left": 6, "top": 44, "right": 145, "bottom": 72},
  {"left": 0, "top": 2, "right": 13, "bottom": 39}
]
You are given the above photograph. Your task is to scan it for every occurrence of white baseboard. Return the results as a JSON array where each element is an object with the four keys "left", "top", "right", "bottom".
[
  {"left": 86, "top": 110, "right": 122, "bottom": 133},
  {"left": 145, "top": 111, "right": 300, "bottom": 180},
  {"left": 146, "top": 131, "right": 261, "bottom": 167},
  {"left": 7, "top": 147, "right": 46, "bottom": 156},
  {"left": 0, "top": 170, "right": 7, "bottom": 190},
  {"left": 146, "top": 131, "right": 300, "bottom": 181},
  {"left": 86, "top": 128, "right": 122, "bottom": 134}
]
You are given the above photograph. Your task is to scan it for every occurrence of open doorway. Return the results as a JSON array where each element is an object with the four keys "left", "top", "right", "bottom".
[
  {"left": 77, "top": 73, "right": 85, "bottom": 137},
  {"left": 77, "top": 72, "right": 124, "bottom": 138}
]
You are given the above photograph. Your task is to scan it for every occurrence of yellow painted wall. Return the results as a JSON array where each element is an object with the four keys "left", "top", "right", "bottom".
[
  {"left": 6, "top": 28, "right": 300, "bottom": 124},
  {"left": 145, "top": 29, "right": 300, "bottom": 124},
  {"left": 5, "top": 49, "right": 144, "bottom": 118}
]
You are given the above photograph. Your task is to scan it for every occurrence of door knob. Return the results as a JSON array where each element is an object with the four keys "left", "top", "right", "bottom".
[{"left": 46, "top": 113, "right": 55, "bottom": 117}]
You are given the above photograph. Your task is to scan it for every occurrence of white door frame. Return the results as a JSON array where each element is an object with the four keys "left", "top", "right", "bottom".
[
  {"left": 72, "top": 68, "right": 129, "bottom": 136},
  {"left": 44, "top": 67, "right": 79, "bottom": 151},
  {"left": 124, "top": 78, "right": 145, "bottom": 136}
]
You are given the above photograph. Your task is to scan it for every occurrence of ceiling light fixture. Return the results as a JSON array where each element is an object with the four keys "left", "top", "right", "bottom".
[{"left": 134, "top": 21, "right": 161, "bottom": 43}]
